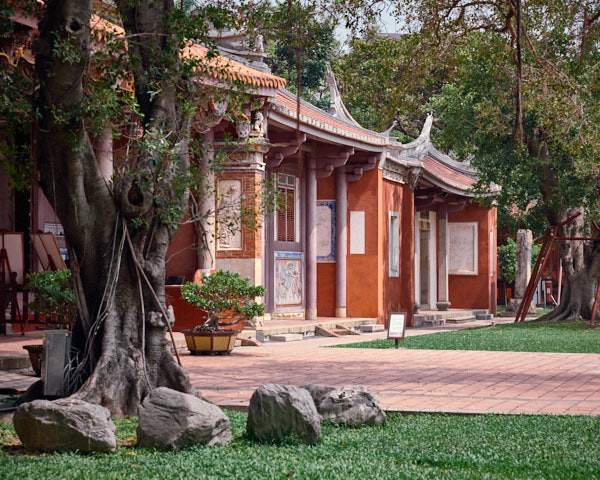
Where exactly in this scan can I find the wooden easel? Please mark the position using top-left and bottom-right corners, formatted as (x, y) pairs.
(31, 232), (67, 272)
(0, 231), (27, 335)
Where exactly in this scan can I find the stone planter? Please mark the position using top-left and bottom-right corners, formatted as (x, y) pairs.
(23, 344), (43, 376)
(181, 329), (241, 355)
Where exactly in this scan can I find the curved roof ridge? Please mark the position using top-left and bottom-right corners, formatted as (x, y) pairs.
(400, 114), (475, 174)
(273, 89), (388, 146)
(401, 113), (433, 153)
(326, 65), (363, 127)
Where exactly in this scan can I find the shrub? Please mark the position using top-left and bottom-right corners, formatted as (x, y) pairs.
(181, 269), (265, 330)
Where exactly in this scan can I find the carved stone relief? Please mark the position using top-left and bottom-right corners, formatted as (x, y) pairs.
(217, 179), (242, 250)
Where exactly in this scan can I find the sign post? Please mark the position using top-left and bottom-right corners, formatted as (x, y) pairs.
(388, 312), (407, 348)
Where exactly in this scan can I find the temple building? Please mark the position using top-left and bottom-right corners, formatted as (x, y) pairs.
(1, 8), (498, 334)
(165, 66), (499, 328)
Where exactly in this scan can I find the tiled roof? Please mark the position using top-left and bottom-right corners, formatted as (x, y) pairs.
(273, 90), (387, 146)
(90, 15), (286, 90)
(183, 43), (286, 89)
(421, 155), (477, 190)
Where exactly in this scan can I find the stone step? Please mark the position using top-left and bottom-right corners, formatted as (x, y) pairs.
(0, 354), (32, 372)
(475, 313), (494, 320)
(315, 325), (341, 337)
(270, 333), (304, 342)
(421, 318), (445, 327)
(239, 337), (262, 347)
(334, 325), (362, 336)
(167, 333), (187, 351)
(359, 324), (386, 333)
(445, 315), (476, 324)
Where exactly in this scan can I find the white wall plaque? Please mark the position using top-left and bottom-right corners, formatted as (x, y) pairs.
(317, 200), (335, 262)
(490, 227), (494, 277)
(448, 222), (478, 275)
(389, 211), (399, 277)
(350, 211), (365, 254)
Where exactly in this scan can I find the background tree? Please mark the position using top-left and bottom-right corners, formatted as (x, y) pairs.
(335, 0), (600, 321)
(261, 0), (338, 110)
(334, 33), (452, 140)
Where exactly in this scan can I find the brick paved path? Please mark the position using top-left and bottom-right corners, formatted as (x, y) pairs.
(183, 333), (600, 415)
(3, 324), (600, 415)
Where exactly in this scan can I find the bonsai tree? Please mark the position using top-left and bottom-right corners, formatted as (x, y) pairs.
(25, 269), (77, 330)
(181, 270), (265, 331)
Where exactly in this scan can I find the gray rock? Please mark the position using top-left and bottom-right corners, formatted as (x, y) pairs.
(312, 385), (387, 425)
(300, 383), (336, 406)
(137, 387), (231, 450)
(247, 383), (321, 444)
(14, 398), (116, 452)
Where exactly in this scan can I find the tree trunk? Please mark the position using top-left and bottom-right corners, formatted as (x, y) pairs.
(538, 212), (600, 322)
(34, 0), (192, 415)
(526, 133), (600, 323)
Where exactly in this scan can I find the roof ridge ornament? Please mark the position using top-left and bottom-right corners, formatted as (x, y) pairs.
(401, 114), (434, 159)
(381, 120), (398, 137)
(420, 113), (433, 142)
(326, 64), (362, 127)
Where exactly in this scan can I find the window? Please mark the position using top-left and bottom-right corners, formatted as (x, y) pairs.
(276, 174), (297, 242)
(389, 211), (400, 277)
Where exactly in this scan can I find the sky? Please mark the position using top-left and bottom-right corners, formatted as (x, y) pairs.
(335, 4), (403, 44)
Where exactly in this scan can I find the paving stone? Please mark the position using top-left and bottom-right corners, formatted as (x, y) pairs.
(270, 333), (303, 342)
(334, 325), (362, 335)
(421, 318), (445, 326)
(315, 325), (341, 337)
(359, 324), (385, 333)
(4, 318), (600, 417)
(445, 315), (475, 324)
(0, 355), (31, 371)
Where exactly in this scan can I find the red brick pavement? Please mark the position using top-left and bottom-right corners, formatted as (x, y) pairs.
(182, 333), (600, 416)
(3, 325), (600, 416)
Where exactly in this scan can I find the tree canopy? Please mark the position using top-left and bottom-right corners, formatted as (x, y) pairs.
(335, 0), (600, 321)
(335, 0), (600, 234)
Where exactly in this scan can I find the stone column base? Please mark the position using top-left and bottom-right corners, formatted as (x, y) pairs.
(335, 307), (347, 318)
(506, 298), (537, 315)
(245, 315), (264, 330)
(305, 308), (317, 320)
(436, 301), (451, 311)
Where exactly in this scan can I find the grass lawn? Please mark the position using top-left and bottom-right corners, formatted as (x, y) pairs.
(338, 320), (600, 353)
(1, 411), (600, 479)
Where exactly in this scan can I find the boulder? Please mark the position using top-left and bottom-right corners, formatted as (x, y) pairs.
(308, 385), (386, 426)
(14, 398), (116, 452)
(247, 384), (321, 444)
(301, 384), (336, 406)
(137, 387), (231, 450)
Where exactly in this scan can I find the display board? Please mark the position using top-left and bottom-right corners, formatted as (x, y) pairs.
(387, 312), (406, 339)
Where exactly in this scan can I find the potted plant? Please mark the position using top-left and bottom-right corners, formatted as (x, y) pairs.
(23, 269), (77, 376)
(180, 269), (265, 355)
